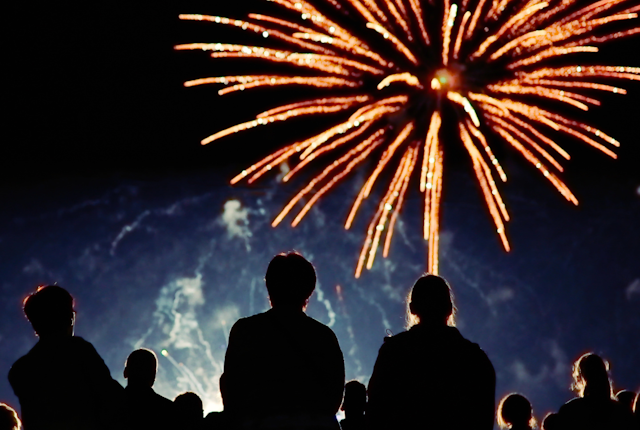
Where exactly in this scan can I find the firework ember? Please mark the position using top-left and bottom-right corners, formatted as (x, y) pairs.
(177, 0), (640, 277)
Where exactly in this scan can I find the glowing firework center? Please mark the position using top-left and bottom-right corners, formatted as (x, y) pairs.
(430, 69), (457, 92)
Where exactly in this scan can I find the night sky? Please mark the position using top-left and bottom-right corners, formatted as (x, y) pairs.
(2, 1), (640, 427)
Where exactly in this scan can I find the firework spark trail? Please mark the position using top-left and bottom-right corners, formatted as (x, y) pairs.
(179, 0), (640, 276)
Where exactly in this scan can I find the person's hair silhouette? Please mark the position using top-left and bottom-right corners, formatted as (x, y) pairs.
(265, 251), (316, 309)
(406, 274), (456, 328)
(0, 403), (21, 430)
(124, 348), (157, 387)
(497, 393), (536, 429)
(557, 352), (635, 430)
(571, 353), (613, 399)
(23, 285), (75, 338)
(367, 274), (496, 430)
(174, 392), (203, 428)
(8, 285), (124, 430)
(340, 380), (366, 430)
(222, 251), (344, 430)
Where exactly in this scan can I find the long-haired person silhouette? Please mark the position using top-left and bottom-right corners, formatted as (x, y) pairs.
(366, 275), (496, 430)
(557, 352), (635, 430)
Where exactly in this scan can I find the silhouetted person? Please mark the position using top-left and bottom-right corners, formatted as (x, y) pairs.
(339, 381), (366, 430)
(174, 392), (203, 429)
(634, 390), (640, 430)
(222, 252), (345, 430)
(0, 403), (21, 430)
(8, 285), (123, 430)
(618, 390), (638, 416)
(498, 393), (537, 430)
(366, 275), (496, 430)
(557, 353), (635, 430)
(122, 348), (176, 430)
(541, 413), (561, 430)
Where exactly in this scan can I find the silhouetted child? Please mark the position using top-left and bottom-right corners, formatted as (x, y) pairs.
(339, 381), (366, 430)
(122, 348), (177, 430)
(497, 393), (537, 430)
(541, 413), (561, 430)
(8, 285), (123, 430)
(0, 403), (21, 430)
(222, 251), (344, 430)
(366, 275), (496, 430)
(557, 353), (635, 430)
(174, 392), (204, 429)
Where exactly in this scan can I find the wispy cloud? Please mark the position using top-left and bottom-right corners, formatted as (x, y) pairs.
(219, 200), (252, 250)
(626, 278), (640, 300)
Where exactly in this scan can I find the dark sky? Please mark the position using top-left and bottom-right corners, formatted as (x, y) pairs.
(4, 1), (640, 190)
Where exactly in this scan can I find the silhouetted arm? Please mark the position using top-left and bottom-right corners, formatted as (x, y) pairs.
(467, 348), (496, 430)
(365, 340), (396, 430)
(221, 318), (251, 414)
(325, 330), (345, 416)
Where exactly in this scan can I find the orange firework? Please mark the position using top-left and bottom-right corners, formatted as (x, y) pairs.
(177, 0), (640, 277)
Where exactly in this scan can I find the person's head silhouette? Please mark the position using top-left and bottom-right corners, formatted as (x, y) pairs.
(541, 412), (561, 430)
(407, 274), (456, 328)
(174, 392), (203, 423)
(571, 353), (612, 399)
(265, 251), (316, 310)
(616, 390), (637, 414)
(124, 348), (158, 388)
(23, 285), (75, 339)
(497, 393), (536, 429)
(341, 380), (366, 418)
(0, 403), (21, 430)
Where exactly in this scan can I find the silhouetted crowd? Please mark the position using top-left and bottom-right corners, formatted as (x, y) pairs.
(2, 251), (639, 430)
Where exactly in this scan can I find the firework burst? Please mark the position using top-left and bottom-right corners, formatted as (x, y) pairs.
(177, 0), (640, 277)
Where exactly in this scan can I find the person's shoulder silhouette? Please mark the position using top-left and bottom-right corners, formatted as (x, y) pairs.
(0, 402), (21, 430)
(7, 285), (123, 430)
(558, 353), (635, 430)
(222, 251), (344, 429)
(366, 275), (496, 430)
(122, 348), (177, 430)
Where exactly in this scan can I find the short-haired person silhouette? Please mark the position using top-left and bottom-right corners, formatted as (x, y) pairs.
(634, 390), (640, 430)
(557, 352), (635, 430)
(339, 380), (366, 430)
(366, 275), (496, 430)
(617, 390), (638, 416)
(8, 285), (123, 430)
(497, 393), (537, 430)
(174, 392), (204, 429)
(222, 251), (345, 430)
(0, 403), (21, 430)
(541, 413), (561, 430)
(122, 348), (176, 430)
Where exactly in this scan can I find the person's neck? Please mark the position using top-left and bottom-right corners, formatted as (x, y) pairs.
(127, 381), (154, 390)
(271, 306), (305, 314)
(38, 331), (73, 342)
